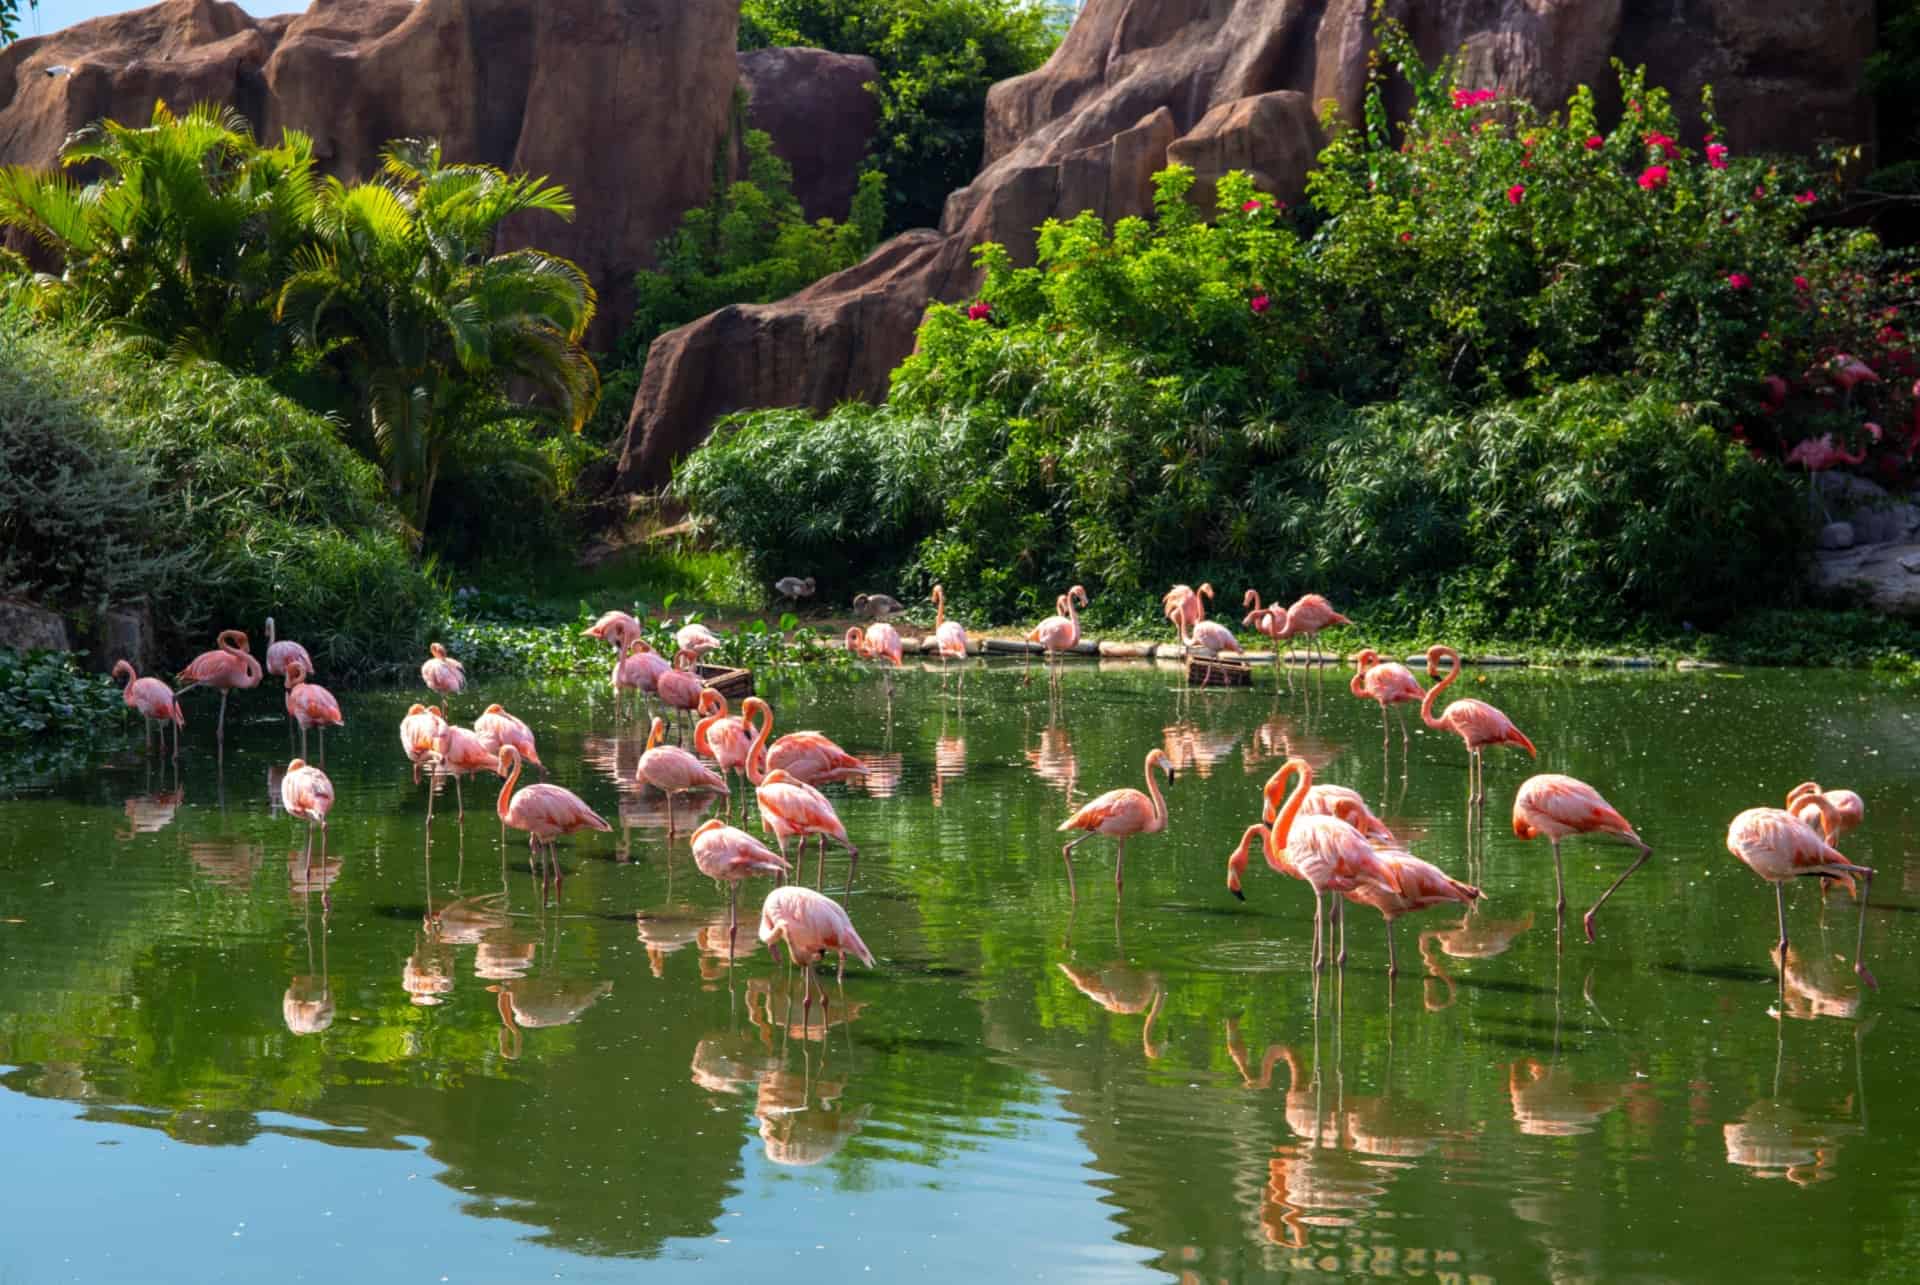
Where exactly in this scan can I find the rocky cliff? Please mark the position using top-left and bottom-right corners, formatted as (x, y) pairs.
(612, 0), (1875, 491)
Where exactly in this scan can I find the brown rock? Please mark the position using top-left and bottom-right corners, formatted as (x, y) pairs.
(0, 598), (70, 652)
(1165, 91), (1323, 211)
(90, 603), (156, 674)
(738, 47), (880, 223)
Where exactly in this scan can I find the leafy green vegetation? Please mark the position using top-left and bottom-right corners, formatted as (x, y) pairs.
(0, 649), (121, 743)
(678, 28), (1915, 646)
(738, 0), (1058, 233)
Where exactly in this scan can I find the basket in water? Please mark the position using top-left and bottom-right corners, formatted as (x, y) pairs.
(696, 664), (754, 700)
(1186, 653), (1252, 688)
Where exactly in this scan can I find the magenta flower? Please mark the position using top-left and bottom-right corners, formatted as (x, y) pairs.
(1726, 272), (1751, 290)
(1451, 87), (1497, 109)
(1638, 165), (1670, 191)
(966, 301), (992, 321)
(1241, 198), (1263, 213)
(1793, 190), (1817, 206)
(1645, 131), (1675, 157)
(1506, 183), (1525, 205)
(1249, 294), (1271, 315)
(1584, 135), (1604, 150)
(1706, 143), (1728, 169)
(1794, 275), (1810, 292)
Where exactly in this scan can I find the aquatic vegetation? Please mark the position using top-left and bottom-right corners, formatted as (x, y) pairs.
(0, 648), (121, 742)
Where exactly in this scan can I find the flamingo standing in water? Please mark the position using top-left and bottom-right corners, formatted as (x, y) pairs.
(656, 649), (707, 743)
(690, 818), (790, 956)
(759, 884), (874, 1027)
(1349, 649), (1424, 746)
(930, 585), (970, 689)
(264, 617), (314, 734)
(846, 621), (904, 696)
(1026, 585), (1087, 690)
(1786, 780), (1865, 899)
(1056, 748), (1175, 901)
(282, 660), (344, 761)
(1421, 645), (1536, 802)
(1227, 758), (1401, 971)
(1163, 583), (1214, 644)
(1258, 769), (1395, 843)
(429, 723), (502, 821)
(1727, 794), (1877, 990)
(676, 621), (724, 659)
(742, 700), (866, 786)
(694, 691), (762, 800)
(754, 768), (858, 889)
(584, 609), (644, 657)
(1242, 592), (1292, 684)
(474, 704), (543, 777)
(421, 643), (466, 717)
(1511, 774), (1652, 942)
(176, 629), (262, 745)
(399, 704), (447, 784)
(280, 757), (336, 902)
(1274, 595), (1351, 670)
(1340, 848), (1480, 976)
(113, 659), (184, 757)
(637, 715), (730, 835)
(496, 744), (610, 890)
(613, 639), (670, 722)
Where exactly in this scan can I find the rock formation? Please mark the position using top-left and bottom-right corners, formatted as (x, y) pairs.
(738, 47), (880, 223)
(613, 0), (1875, 490)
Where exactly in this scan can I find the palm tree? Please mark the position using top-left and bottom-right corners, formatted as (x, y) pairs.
(275, 139), (599, 534)
(0, 100), (319, 370)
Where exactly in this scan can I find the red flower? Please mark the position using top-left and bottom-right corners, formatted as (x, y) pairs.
(1638, 165), (1670, 190)
(1399, 231), (1413, 243)
(1794, 275), (1810, 292)
(1762, 375), (1788, 406)
(1249, 294), (1271, 315)
(1241, 198), (1263, 213)
(1645, 131), (1675, 156)
(1584, 135), (1604, 150)
(966, 301), (992, 321)
(1726, 272), (1751, 290)
(1506, 183), (1526, 205)
(1753, 185), (1766, 199)
(1793, 190), (1817, 206)
(1705, 143), (1728, 169)
(1451, 88), (1497, 109)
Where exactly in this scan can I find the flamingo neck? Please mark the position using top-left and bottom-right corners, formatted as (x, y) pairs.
(497, 751), (520, 820)
(933, 588), (945, 630)
(745, 702), (773, 784)
(1799, 793), (1841, 842)
(1065, 591), (1079, 635)
(1348, 656), (1369, 698)
(266, 618), (277, 648)
(1421, 648), (1460, 729)
(694, 710), (721, 757)
(1142, 754), (1167, 829)
(1226, 822), (1269, 895)
(1270, 759), (1313, 855)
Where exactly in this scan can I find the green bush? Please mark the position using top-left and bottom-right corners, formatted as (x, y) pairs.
(0, 649), (123, 742)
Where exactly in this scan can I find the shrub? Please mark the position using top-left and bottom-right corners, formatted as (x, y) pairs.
(0, 649), (123, 742)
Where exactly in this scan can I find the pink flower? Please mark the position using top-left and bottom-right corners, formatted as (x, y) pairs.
(1241, 198), (1263, 213)
(1726, 272), (1751, 290)
(1706, 143), (1728, 169)
(1762, 374), (1788, 406)
(1399, 231), (1413, 243)
(1793, 275), (1810, 292)
(1451, 87), (1497, 109)
(1793, 190), (1816, 206)
(1645, 132), (1675, 157)
(966, 301), (992, 321)
(1249, 294), (1271, 315)
(1866, 421), (1884, 443)
(1584, 135), (1604, 150)
(1638, 165), (1669, 191)
(1753, 185), (1766, 199)
(1506, 183), (1526, 205)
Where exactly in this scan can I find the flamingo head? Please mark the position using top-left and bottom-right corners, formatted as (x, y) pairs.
(1225, 822), (1270, 900)
(407, 703), (427, 716)
(429, 642), (448, 659)
(428, 706), (443, 720)
(844, 627), (866, 653)
(1424, 644), (1457, 678)
(219, 629), (251, 651)
(1148, 747), (1175, 782)
(645, 718), (667, 751)
(498, 744), (521, 772)
(285, 660), (307, 687)
(742, 696), (770, 722)
(112, 659), (135, 686)
(931, 584), (944, 607)
(1350, 648), (1380, 671)
(1198, 583), (1214, 602)
(288, 758), (307, 772)
(484, 703), (506, 716)
(1069, 585), (1088, 608)
(698, 688), (726, 716)
(626, 638), (653, 657)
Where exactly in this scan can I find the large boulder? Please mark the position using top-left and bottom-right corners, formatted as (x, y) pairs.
(615, 0), (1876, 491)
(738, 47), (880, 223)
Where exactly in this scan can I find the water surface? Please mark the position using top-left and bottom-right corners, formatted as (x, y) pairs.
(2, 660), (1916, 1281)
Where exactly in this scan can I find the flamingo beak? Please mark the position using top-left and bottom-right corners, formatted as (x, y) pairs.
(1231, 886), (1245, 902)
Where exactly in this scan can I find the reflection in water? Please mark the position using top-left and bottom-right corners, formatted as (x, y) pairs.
(403, 931), (456, 1007)
(1059, 962), (1165, 1058)
(119, 785), (184, 839)
(1026, 717), (1078, 804)
(491, 976), (614, 1059)
(1508, 1059), (1627, 1137)
(283, 895), (333, 1035)
(747, 974), (868, 1044)
(859, 751), (905, 800)
(689, 1030), (779, 1095)
(188, 838), (263, 892)
(286, 845), (343, 901)
(1773, 944), (1865, 1021)
(756, 1062), (870, 1166)
(1420, 908), (1533, 961)
(636, 905), (709, 978)
(1161, 721), (1240, 780)
(931, 724), (966, 808)
(1725, 1007), (1871, 1187)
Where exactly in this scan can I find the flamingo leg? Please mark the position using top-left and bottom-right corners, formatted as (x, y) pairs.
(1311, 891), (1325, 972)
(666, 790), (675, 837)
(424, 762), (437, 830)
(1386, 918), (1398, 978)
(217, 689), (230, 743)
(1114, 838), (1126, 896)
(1775, 882), (1790, 956)
(1336, 897), (1347, 970)
(1551, 837), (1567, 928)
(1061, 833), (1094, 901)
(1847, 865), (1878, 989)
(727, 882), (739, 961)
(843, 839), (859, 896)
(1583, 843), (1652, 943)
(454, 770), (465, 821)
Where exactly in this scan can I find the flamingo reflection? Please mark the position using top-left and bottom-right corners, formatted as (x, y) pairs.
(1162, 721), (1240, 780)
(755, 1065), (870, 1166)
(283, 892), (332, 1035)
(1508, 1059), (1627, 1137)
(746, 974), (869, 1044)
(187, 838), (262, 892)
(1058, 962), (1165, 1058)
(490, 976), (614, 1058)
(119, 783), (184, 839)
(1725, 1014), (1871, 1187)
(1025, 717), (1079, 804)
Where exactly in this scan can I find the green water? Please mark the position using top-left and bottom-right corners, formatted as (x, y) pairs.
(2, 660), (1916, 1282)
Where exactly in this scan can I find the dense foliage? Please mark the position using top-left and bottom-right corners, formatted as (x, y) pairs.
(679, 30), (1909, 636)
(738, 0), (1057, 233)
(0, 649), (122, 743)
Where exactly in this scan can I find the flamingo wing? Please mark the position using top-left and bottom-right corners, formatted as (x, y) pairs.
(1058, 787), (1150, 836)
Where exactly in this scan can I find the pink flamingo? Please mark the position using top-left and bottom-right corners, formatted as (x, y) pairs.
(690, 818), (790, 955)
(1242, 591), (1292, 684)
(1349, 649), (1424, 745)
(280, 757), (336, 901)
(759, 884), (875, 1027)
(1188, 614), (1240, 656)
(1227, 757), (1401, 971)
(846, 620), (904, 696)
(1259, 768), (1395, 844)
(1162, 583), (1214, 644)
(743, 700), (866, 787)
(429, 723), (502, 821)
(113, 659), (184, 758)
(264, 617), (313, 735)
(1511, 774), (1652, 942)
(930, 585), (970, 685)
(1341, 849), (1480, 976)
(695, 691), (761, 799)
(282, 660), (344, 761)
(421, 643), (466, 715)
(638, 715), (730, 835)
(1275, 595), (1351, 670)
(474, 703), (543, 777)
(1056, 747), (1174, 901)
(613, 638), (670, 721)
(656, 649), (706, 742)
(1727, 793), (1876, 989)
(399, 703), (447, 784)
(1026, 585), (1087, 689)
(755, 767), (858, 889)
(1786, 780), (1865, 899)
(497, 743), (610, 889)
(1421, 645), (1536, 802)
(676, 621), (724, 658)
(584, 609), (644, 656)
(175, 629), (262, 745)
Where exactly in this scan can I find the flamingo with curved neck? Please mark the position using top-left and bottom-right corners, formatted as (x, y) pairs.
(1026, 585), (1086, 691)
(114, 659), (185, 758)
(283, 659), (344, 761)
(176, 629), (263, 745)
(742, 698), (865, 787)
(1421, 646), (1536, 803)
(496, 743), (610, 891)
(1349, 648), (1424, 746)
(1055, 747), (1174, 901)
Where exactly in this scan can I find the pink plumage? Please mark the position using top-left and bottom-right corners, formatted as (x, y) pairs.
(755, 768), (851, 853)
(1056, 748), (1174, 899)
(283, 661), (343, 735)
(474, 703), (542, 771)
(400, 703), (447, 775)
(280, 758), (335, 826)
(113, 659), (184, 756)
(695, 692), (760, 791)
(743, 701), (866, 786)
(1259, 771), (1394, 844)
(1512, 773), (1650, 942)
(1422, 645), (1535, 801)
(656, 649), (706, 720)
(583, 610), (644, 654)
(863, 621), (904, 666)
(758, 884), (874, 968)
(931, 584), (969, 660)
(691, 819), (790, 882)
(1727, 797), (1877, 990)
(1188, 619), (1240, 654)
(639, 716), (730, 833)
(614, 639), (670, 698)
(1340, 849), (1480, 975)
(676, 622), (724, 657)
(497, 744), (609, 847)
(422, 642), (465, 696)
(263, 617), (314, 682)
(1028, 587), (1085, 653)
(178, 629), (263, 692)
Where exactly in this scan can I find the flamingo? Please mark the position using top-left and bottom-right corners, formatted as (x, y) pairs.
(280, 757), (335, 900)
(113, 659), (184, 758)
(1349, 649), (1424, 745)
(263, 617), (314, 683)
(399, 703), (447, 784)
(656, 649), (707, 742)
(583, 609), (644, 656)
(1258, 769), (1395, 844)
(1511, 774), (1653, 942)
(496, 744), (610, 889)
(1056, 747), (1175, 901)
(1727, 794), (1876, 989)
(676, 621), (724, 659)
(1276, 594), (1351, 669)
(1340, 849), (1481, 976)
(638, 715), (730, 835)
(755, 767), (858, 889)
(1421, 645), (1536, 802)
(1787, 780), (1865, 899)
(1162, 583), (1214, 645)
(689, 818), (790, 955)
(175, 629), (262, 744)
(852, 593), (904, 619)
(613, 638), (670, 721)
(695, 691), (761, 798)
(774, 576), (816, 605)
(1026, 585), (1086, 689)
(864, 619), (904, 694)
(474, 704), (543, 777)
(429, 723), (502, 821)
(930, 584), (970, 685)
(1242, 592), (1292, 682)
(1189, 615), (1241, 656)
(1227, 757), (1402, 971)
(742, 700), (866, 786)
(421, 642), (466, 715)
(758, 884), (875, 1028)
(282, 660), (344, 761)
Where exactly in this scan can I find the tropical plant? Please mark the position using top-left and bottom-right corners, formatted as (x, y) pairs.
(275, 139), (600, 533)
(0, 649), (121, 742)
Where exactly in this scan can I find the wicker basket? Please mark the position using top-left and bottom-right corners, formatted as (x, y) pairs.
(696, 664), (754, 700)
(1185, 654), (1252, 687)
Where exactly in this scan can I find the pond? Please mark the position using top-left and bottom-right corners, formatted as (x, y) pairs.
(1, 658), (1916, 1282)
